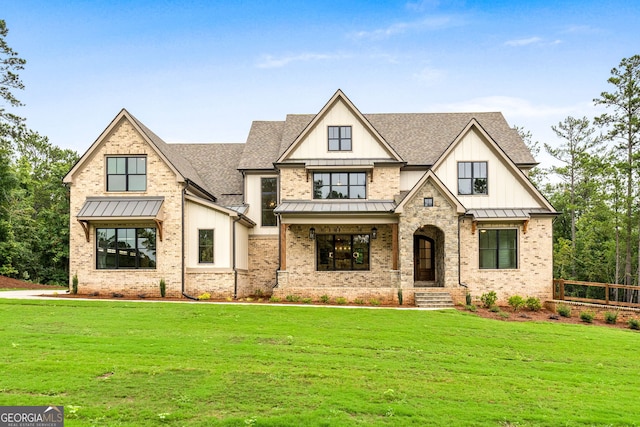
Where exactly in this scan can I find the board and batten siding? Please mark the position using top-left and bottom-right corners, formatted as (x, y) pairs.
(287, 100), (394, 160)
(245, 173), (279, 235)
(433, 128), (543, 209)
(184, 199), (233, 269)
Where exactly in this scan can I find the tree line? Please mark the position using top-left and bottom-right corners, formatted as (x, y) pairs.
(532, 55), (640, 286)
(0, 19), (638, 286)
(0, 20), (78, 284)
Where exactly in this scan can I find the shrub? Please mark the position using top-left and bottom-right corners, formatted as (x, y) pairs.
(285, 295), (300, 303)
(302, 298), (312, 304)
(525, 297), (542, 311)
(269, 296), (281, 303)
(489, 305), (501, 313)
(320, 294), (330, 304)
(508, 295), (525, 312)
(253, 289), (264, 298)
(499, 311), (510, 319)
(354, 298), (365, 305)
(556, 304), (571, 317)
(72, 274), (78, 295)
(197, 292), (211, 301)
(465, 293), (472, 306)
(465, 304), (477, 312)
(369, 298), (381, 306)
(628, 318), (640, 330)
(480, 291), (497, 308)
(604, 311), (618, 324)
(580, 311), (594, 323)
(336, 297), (347, 305)
(159, 279), (166, 298)
(397, 288), (403, 305)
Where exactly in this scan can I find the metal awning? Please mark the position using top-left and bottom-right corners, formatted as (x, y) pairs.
(467, 208), (555, 220)
(275, 200), (396, 215)
(76, 197), (164, 242)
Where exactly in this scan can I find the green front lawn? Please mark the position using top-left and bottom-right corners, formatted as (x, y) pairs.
(0, 299), (637, 426)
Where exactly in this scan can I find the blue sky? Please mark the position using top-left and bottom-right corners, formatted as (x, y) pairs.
(3, 0), (639, 162)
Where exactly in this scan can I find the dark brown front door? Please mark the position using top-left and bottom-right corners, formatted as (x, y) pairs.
(414, 236), (435, 281)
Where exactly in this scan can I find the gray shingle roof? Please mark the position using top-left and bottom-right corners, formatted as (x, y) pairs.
(169, 143), (245, 206)
(241, 112), (535, 170)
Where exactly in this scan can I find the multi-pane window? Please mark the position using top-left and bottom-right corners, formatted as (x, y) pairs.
(313, 172), (366, 199)
(458, 161), (487, 195)
(107, 156), (147, 191)
(423, 197), (434, 207)
(198, 229), (214, 263)
(261, 177), (277, 227)
(479, 229), (517, 269)
(317, 234), (370, 271)
(328, 126), (352, 151)
(96, 227), (156, 269)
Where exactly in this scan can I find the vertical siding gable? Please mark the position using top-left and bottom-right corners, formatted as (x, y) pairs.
(433, 127), (543, 209)
(286, 99), (396, 160)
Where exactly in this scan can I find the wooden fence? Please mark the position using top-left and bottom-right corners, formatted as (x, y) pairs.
(553, 279), (640, 308)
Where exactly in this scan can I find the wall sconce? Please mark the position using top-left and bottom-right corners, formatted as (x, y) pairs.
(309, 227), (316, 240)
(371, 227), (378, 239)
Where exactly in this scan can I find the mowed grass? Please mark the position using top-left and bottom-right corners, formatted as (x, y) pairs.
(0, 299), (638, 427)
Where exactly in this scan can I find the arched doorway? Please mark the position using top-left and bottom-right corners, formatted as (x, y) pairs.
(413, 225), (444, 287)
(414, 236), (434, 281)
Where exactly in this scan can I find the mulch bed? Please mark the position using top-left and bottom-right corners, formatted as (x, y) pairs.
(0, 275), (65, 290)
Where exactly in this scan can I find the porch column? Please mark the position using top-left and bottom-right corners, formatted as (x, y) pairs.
(392, 223), (399, 270)
(280, 223), (287, 270)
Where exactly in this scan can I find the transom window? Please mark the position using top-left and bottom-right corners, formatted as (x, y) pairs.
(261, 177), (277, 227)
(317, 234), (370, 271)
(96, 227), (156, 269)
(198, 229), (214, 263)
(107, 156), (147, 192)
(313, 172), (366, 199)
(458, 161), (487, 195)
(479, 229), (517, 269)
(328, 126), (352, 151)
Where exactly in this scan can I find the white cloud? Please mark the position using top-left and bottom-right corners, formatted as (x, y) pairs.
(504, 37), (543, 47)
(351, 16), (457, 40)
(256, 52), (348, 69)
(413, 66), (445, 84)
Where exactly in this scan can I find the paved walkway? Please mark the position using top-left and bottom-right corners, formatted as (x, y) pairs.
(0, 289), (450, 310)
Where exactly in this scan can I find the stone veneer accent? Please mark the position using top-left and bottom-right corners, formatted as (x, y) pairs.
(459, 217), (554, 304)
(398, 179), (460, 291)
(248, 235), (278, 295)
(68, 118), (184, 298)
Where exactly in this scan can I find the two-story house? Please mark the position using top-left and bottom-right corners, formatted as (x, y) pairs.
(63, 90), (556, 304)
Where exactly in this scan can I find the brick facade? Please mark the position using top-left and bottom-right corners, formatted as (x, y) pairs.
(248, 235), (278, 295)
(460, 217), (554, 304)
(68, 118), (184, 298)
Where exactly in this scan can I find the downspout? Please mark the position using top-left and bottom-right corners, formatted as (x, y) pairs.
(181, 185), (198, 300)
(232, 216), (242, 299)
(458, 215), (468, 290)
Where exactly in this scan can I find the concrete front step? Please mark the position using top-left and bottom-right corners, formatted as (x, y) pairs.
(414, 291), (455, 308)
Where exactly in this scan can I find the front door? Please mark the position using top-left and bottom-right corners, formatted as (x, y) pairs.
(414, 236), (435, 282)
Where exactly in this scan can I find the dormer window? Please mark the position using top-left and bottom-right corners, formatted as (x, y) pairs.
(107, 156), (147, 192)
(328, 126), (352, 151)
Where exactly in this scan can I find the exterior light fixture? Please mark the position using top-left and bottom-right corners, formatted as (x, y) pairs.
(309, 227), (316, 240)
(371, 227), (378, 239)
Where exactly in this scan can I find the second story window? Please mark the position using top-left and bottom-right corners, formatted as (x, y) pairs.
(261, 177), (277, 226)
(107, 156), (146, 192)
(328, 126), (352, 151)
(313, 172), (366, 199)
(458, 161), (487, 195)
